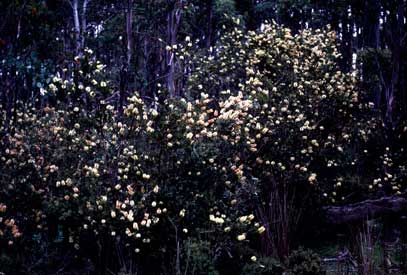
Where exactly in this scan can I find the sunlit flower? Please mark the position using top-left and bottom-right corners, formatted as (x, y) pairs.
(237, 233), (246, 241)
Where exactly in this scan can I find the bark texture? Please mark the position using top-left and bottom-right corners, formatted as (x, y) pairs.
(324, 193), (407, 224)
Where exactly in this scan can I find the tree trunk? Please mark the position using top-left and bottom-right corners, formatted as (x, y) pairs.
(81, 0), (89, 50)
(341, 8), (353, 72)
(166, 0), (183, 97)
(126, 0), (133, 67)
(363, 0), (381, 49)
(205, 0), (213, 48)
(117, 0), (133, 117)
(324, 193), (407, 224)
(72, 0), (81, 55)
(384, 3), (403, 126)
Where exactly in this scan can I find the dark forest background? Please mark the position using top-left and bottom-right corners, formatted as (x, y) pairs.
(1, 0), (407, 123)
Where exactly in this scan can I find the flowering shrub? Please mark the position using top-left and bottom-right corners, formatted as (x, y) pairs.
(0, 49), (264, 272)
(0, 22), (404, 273)
(176, 20), (394, 258)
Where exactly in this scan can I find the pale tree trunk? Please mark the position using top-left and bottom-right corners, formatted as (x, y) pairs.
(119, 0), (133, 117)
(72, 0), (81, 55)
(70, 0), (89, 56)
(362, 0), (381, 107)
(206, 0), (213, 48)
(126, 0), (133, 66)
(341, 8), (353, 72)
(81, 0), (89, 50)
(380, 3), (404, 127)
(166, 0), (184, 97)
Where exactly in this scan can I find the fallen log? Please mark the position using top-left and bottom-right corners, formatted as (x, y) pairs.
(322, 249), (358, 267)
(323, 192), (407, 224)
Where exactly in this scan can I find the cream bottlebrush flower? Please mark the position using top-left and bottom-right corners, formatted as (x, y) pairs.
(186, 102), (193, 112)
(150, 109), (158, 117)
(52, 76), (61, 83)
(209, 214), (215, 222)
(237, 233), (246, 241)
(186, 132), (193, 139)
(127, 210), (134, 222)
(48, 83), (58, 92)
(209, 215), (225, 224)
(257, 226), (266, 234)
(125, 228), (133, 237)
(239, 216), (247, 223)
(40, 87), (47, 96)
(308, 173), (317, 183)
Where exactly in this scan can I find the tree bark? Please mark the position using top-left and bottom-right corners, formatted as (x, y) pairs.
(363, 0), (380, 49)
(72, 0), (81, 55)
(81, 0), (89, 50)
(205, 0), (213, 48)
(166, 0), (183, 97)
(118, 0), (133, 117)
(126, 0), (133, 67)
(324, 193), (407, 224)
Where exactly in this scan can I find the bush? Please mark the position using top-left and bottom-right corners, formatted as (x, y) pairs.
(0, 21), (400, 273)
(242, 256), (284, 274)
(286, 247), (322, 275)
